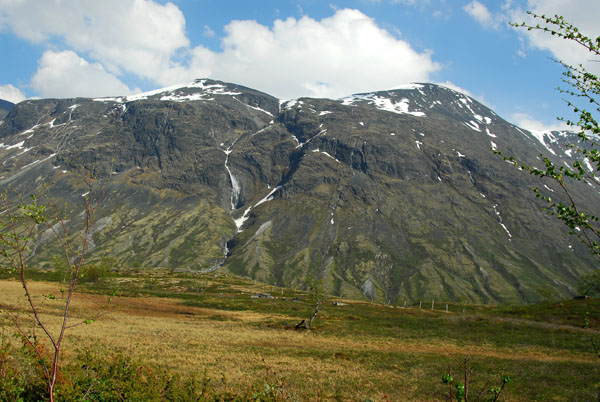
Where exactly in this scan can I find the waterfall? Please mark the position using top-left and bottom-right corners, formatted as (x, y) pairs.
(224, 148), (240, 209)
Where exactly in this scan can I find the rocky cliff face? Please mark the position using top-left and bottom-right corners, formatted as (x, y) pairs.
(0, 99), (14, 119)
(0, 79), (595, 303)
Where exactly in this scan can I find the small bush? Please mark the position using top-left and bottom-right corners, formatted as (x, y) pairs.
(1, 343), (299, 401)
(0, 338), (48, 401)
(80, 259), (114, 284)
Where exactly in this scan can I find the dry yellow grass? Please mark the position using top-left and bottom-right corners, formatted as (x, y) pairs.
(0, 279), (595, 401)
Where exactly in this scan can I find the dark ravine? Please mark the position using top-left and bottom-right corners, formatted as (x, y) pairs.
(0, 79), (596, 304)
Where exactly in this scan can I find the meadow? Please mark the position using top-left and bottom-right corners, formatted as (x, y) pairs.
(0, 270), (598, 401)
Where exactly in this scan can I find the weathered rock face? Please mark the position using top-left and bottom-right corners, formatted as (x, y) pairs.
(0, 79), (596, 304)
(0, 99), (14, 119)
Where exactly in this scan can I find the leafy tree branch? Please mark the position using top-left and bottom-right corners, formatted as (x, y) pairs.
(498, 12), (600, 261)
(0, 167), (109, 402)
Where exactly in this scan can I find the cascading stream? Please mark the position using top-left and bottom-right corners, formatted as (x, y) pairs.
(224, 148), (240, 210)
(222, 142), (240, 258)
(223, 138), (241, 210)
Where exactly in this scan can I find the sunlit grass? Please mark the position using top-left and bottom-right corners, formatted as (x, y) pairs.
(1, 273), (599, 401)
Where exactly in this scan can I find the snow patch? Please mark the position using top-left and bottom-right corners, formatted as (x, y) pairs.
(459, 97), (477, 116)
(17, 147), (33, 155)
(295, 129), (327, 149)
(93, 96), (125, 103)
(235, 98), (274, 116)
(283, 99), (304, 110)
(234, 186), (282, 232)
(95, 79), (243, 103)
(393, 83), (425, 90)
(6, 141), (24, 150)
(493, 204), (512, 240)
(463, 120), (481, 132)
(18, 153), (55, 170)
(312, 149), (340, 163)
(523, 130), (558, 156)
(341, 93), (425, 117)
(160, 93), (207, 102)
(468, 170), (475, 184)
(20, 160), (40, 169)
(19, 124), (40, 136)
(251, 126), (270, 137)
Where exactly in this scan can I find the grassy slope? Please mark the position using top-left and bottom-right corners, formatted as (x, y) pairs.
(0, 272), (599, 401)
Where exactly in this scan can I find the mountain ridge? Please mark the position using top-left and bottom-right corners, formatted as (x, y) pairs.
(0, 79), (595, 304)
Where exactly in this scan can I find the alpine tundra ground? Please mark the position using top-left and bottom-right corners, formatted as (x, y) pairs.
(0, 271), (598, 401)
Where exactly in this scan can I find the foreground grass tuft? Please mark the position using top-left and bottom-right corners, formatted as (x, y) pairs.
(1, 271), (599, 400)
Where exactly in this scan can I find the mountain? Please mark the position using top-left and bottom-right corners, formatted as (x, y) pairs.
(0, 99), (14, 119)
(0, 79), (596, 304)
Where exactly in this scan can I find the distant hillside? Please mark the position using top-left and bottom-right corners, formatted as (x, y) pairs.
(0, 99), (14, 119)
(0, 79), (596, 304)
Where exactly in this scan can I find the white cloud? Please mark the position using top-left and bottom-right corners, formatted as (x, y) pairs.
(31, 50), (138, 98)
(203, 25), (215, 38)
(436, 80), (490, 106)
(0, 2), (440, 99)
(510, 112), (569, 133)
(463, 1), (502, 29)
(0, 84), (26, 103)
(177, 9), (441, 99)
(436, 81), (474, 97)
(507, 0), (600, 74)
(390, 0), (431, 6)
(0, 0), (189, 79)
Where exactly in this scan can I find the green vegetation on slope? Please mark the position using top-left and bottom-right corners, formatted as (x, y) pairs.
(1, 270), (598, 400)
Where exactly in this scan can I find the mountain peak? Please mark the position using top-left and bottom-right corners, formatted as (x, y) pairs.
(0, 79), (594, 304)
(91, 78), (276, 104)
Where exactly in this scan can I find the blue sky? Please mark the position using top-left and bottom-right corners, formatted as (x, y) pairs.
(1, 0), (598, 132)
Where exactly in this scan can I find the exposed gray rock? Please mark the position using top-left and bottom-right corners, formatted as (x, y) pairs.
(0, 80), (595, 304)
